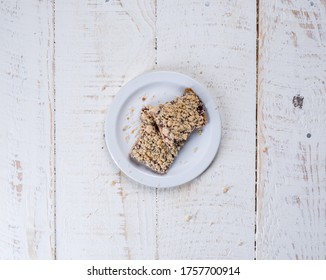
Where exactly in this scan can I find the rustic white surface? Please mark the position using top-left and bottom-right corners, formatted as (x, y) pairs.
(55, 0), (157, 259)
(155, 0), (256, 259)
(54, 0), (256, 259)
(0, 0), (55, 259)
(1, 0), (326, 260)
(257, 0), (326, 259)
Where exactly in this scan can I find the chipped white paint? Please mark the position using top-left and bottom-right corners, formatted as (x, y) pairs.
(257, 0), (326, 259)
(155, 0), (257, 259)
(1, 0), (326, 260)
(54, 0), (256, 259)
(55, 0), (157, 259)
(0, 0), (55, 259)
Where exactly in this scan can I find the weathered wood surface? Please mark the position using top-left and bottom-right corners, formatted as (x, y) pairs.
(0, 0), (55, 259)
(257, 0), (326, 259)
(55, 0), (157, 259)
(1, 0), (326, 260)
(155, 0), (257, 259)
(54, 0), (256, 259)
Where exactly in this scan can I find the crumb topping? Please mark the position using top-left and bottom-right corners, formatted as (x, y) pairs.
(130, 107), (178, 174)
(129, 88), (207, 174)
(150, 88), (207, 147)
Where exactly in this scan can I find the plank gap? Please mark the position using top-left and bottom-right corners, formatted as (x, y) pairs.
(154, 0), (159, 260)
(154, 0), (158, 66)
(155, 187), (159, 260)
(254, 0), (260, 260)
(52, 0), (57, 260)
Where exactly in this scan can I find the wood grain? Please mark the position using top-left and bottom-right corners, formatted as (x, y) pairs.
(155, 0), (257, 259)
(2, 0), (325, 260)
(257, 0), (326, 259)
(55, 0), (157, 259)
(0, 0), (55, 259)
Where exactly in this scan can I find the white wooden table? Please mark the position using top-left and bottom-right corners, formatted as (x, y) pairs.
(0, 0), (325, 260)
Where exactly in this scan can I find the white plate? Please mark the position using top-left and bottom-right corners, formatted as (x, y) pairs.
(105, 71), (221, 188)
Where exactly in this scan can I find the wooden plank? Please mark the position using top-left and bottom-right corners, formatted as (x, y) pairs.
(55, 0), (157, 259)
(155, 0), (257, 259)
(257, 0), (326, 259)
(0, 0), (55, 259)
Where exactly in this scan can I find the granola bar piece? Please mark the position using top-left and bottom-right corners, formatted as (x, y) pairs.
(150, 88), (207, 148)
(130, 107), (178, 174)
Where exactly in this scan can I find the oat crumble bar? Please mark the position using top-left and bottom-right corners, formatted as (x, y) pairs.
(150, 88), (207, 148)
(129, 107), (178, 174)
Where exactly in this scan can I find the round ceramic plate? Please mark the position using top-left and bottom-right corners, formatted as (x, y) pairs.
(105, 71), (221, 188)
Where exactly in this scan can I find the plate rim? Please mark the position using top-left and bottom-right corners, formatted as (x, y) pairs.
(104, 70), (222, 188)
